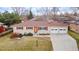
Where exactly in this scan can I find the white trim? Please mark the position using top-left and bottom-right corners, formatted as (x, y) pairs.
(13, 26), (68, 34)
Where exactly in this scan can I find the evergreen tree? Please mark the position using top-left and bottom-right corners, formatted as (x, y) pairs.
(0, 11), (21, 27)
(28, 10), (33, 19)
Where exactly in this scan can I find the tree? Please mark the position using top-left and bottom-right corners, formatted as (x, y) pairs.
(0, 13), (5, 23)
(36, 7), (51, 16)
(11, 7), (29, 16)
(70, 7), (79, 16)
(0, 11), (21, 26)
(27, 8), (33, 19)
(51, 7), (59, 19)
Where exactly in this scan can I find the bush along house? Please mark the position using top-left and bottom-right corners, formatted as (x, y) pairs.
(12, 19), (68, 35)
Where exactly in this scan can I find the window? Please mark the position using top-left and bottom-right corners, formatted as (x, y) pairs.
(55, 29), (57, 30)
(52, 29), (57, 30)
(26, 27), (33, 29)
(60, 29), (63, 30)
(17, 27), (23, 29)
(59, 29), (66, 31)
(39, 27), (47, 30)
(63, 29), (66, 31)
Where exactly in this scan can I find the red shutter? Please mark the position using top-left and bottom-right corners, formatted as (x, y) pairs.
(34, 27), (38, 33)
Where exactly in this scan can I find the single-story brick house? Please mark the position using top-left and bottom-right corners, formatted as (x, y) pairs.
(12, 19), (68, 35)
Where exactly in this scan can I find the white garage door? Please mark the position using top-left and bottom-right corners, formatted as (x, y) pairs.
(58, 28), (67, 33)
(50, 28), (59, 33)
(50, 28), (67, 34)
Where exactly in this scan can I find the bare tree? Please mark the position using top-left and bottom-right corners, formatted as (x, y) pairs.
(51, 7), (60, 19)
(35, 7), (60, 20)
(11, 7), (31, 21)
(75, 7), (79, 16)
(70, 7), (79, 16)
(41, 7), (51, 15)
(11, 7), (29, 16)
(51, 7), (59, 15)
(36, 7), (51, 16)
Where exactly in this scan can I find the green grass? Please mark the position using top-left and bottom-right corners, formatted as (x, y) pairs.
(68, 30), (79, 49)
(0, 34), (52, 51)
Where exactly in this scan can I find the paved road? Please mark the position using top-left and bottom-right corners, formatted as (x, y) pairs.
(50, 34), (78, 51)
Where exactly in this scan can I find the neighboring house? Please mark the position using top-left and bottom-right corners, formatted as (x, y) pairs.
(12, 19), (68, 35)
(69, 23), (79, 33)
(68, 17), (79, 33)
(58, 16), (79, 24)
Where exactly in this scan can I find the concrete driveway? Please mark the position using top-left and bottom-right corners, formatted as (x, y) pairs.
(50, 33), (78, 51)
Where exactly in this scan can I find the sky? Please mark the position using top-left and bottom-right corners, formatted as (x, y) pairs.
(0, 7), (72, 15)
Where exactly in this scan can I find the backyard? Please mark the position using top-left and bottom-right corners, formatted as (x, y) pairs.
(68, 30), (79, 49)
(0, 33), (52, 51)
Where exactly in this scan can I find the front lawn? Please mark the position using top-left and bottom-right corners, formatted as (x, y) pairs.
(0, 34), (52, 51)
(68, 30), (79, 49)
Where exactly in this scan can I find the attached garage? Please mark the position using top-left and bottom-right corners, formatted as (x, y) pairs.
(58, 28), (67, 33)
(49, 27), (68, 34)
(50, 28), (59, 33)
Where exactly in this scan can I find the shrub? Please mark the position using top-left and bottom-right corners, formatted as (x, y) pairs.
(24, 33), (33, 36)
(18, 34), (23, 38)
(10, 33), (18, 38)
(10, 33), (23, 38)
(39, 33), (50, 35)
(24, 33), (27, 36)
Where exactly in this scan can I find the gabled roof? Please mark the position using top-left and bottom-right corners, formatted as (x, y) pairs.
(12, 19), (68, 27)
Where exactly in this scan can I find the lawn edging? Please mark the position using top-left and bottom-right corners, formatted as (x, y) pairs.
(68, 30), (79, 49)
(0, 29), (12, 37)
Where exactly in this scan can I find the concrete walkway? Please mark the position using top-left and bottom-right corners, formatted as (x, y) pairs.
(33, 35), (50, 37)
(50, 34), (78, 51)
